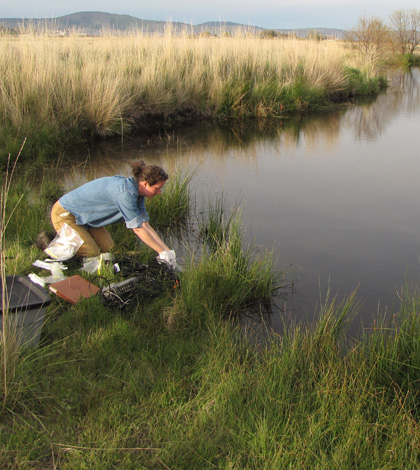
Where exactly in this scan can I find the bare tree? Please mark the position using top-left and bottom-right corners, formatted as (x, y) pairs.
(389, 8), (420, 55)
(345, 16), (392, 65)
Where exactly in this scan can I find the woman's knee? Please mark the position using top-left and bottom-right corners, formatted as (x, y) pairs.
(76, 243), (101, 258)
(89, 227), (114, 253)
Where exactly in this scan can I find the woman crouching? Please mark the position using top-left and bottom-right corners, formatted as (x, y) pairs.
(50, 161), (176, 265)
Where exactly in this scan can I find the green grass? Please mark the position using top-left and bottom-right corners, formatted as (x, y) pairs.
(3, 158), (420, 469)
(198, 191), (239, 248)
(385, 53), (420, 69)
(146, 167), (195, 232)
(343, 67), (388, 97)
(4, 288), (420, 469)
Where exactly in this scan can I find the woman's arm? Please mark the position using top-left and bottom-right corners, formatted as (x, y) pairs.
(132, 222), (170, 253)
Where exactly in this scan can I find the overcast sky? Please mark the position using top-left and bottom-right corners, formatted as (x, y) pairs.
(1, 1), (419, 30)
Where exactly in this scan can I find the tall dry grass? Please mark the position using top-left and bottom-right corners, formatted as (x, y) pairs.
(0, 30), (372, 151)
(0, 147), (24, 410)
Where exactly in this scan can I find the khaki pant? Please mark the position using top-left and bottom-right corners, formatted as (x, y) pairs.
(51, 201), (114, 258)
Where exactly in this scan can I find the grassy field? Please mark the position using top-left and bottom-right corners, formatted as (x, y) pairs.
(0, 31), (387, 164)
(2, 159), (420, 469)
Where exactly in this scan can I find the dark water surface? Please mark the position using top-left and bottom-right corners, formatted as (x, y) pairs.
(67, 69), (420, 335)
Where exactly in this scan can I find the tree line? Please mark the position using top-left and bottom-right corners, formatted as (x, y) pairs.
(345, 8), (420, 65)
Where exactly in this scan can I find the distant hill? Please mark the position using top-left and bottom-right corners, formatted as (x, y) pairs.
(0, 11), (345, 38)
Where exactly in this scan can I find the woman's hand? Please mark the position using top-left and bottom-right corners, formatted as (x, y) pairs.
(157, 249), (181, 271)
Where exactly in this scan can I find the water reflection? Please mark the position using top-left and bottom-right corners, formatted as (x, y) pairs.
(345, 69), (420, 141)
(63, 68), (420, 336)
(67, 110), (347, 180)
(67, 69), (420, 178)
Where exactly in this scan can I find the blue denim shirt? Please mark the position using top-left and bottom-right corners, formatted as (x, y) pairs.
(59, 176), (149, 229)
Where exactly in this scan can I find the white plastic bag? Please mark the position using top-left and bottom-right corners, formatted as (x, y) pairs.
(80, 253), (114, 274)
(44, 223), (84, 261)
(28, 273), (47, 287)
(32, 260), (68, 283)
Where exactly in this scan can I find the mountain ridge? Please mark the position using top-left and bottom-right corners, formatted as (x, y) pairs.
(0, 11), (345, 38)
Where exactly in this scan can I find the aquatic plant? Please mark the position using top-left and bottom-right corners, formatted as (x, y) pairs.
(173, 203), (279, 328)
(146, 167), (195, 231)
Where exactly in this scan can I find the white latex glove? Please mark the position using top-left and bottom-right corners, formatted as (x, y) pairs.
(157, 250), (176, 264)
(157, 250), (182, 271)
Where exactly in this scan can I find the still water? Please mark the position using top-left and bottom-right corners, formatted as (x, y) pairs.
(68, 68), (420, 334)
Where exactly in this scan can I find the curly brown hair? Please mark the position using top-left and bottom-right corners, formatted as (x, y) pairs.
(129, 161), (168, 185)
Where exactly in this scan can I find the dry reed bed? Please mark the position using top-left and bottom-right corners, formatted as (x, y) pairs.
(0, 34), (367, 139)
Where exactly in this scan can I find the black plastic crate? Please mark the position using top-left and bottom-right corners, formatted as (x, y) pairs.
(1, 275), (51, 347)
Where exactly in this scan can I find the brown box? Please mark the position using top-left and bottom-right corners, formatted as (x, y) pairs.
(49, 275), (100, 304)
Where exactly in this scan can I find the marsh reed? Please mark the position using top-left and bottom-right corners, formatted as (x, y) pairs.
(0, 30), (383, 161)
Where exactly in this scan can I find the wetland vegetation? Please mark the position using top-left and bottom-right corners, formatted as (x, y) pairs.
(2, 23), (420, 468)
(0, 30), (387, 164)
(2, 156), (420, 468)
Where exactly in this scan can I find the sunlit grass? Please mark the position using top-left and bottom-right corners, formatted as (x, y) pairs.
(4, 154), (420, 468)
(0, 30), (384, 163)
